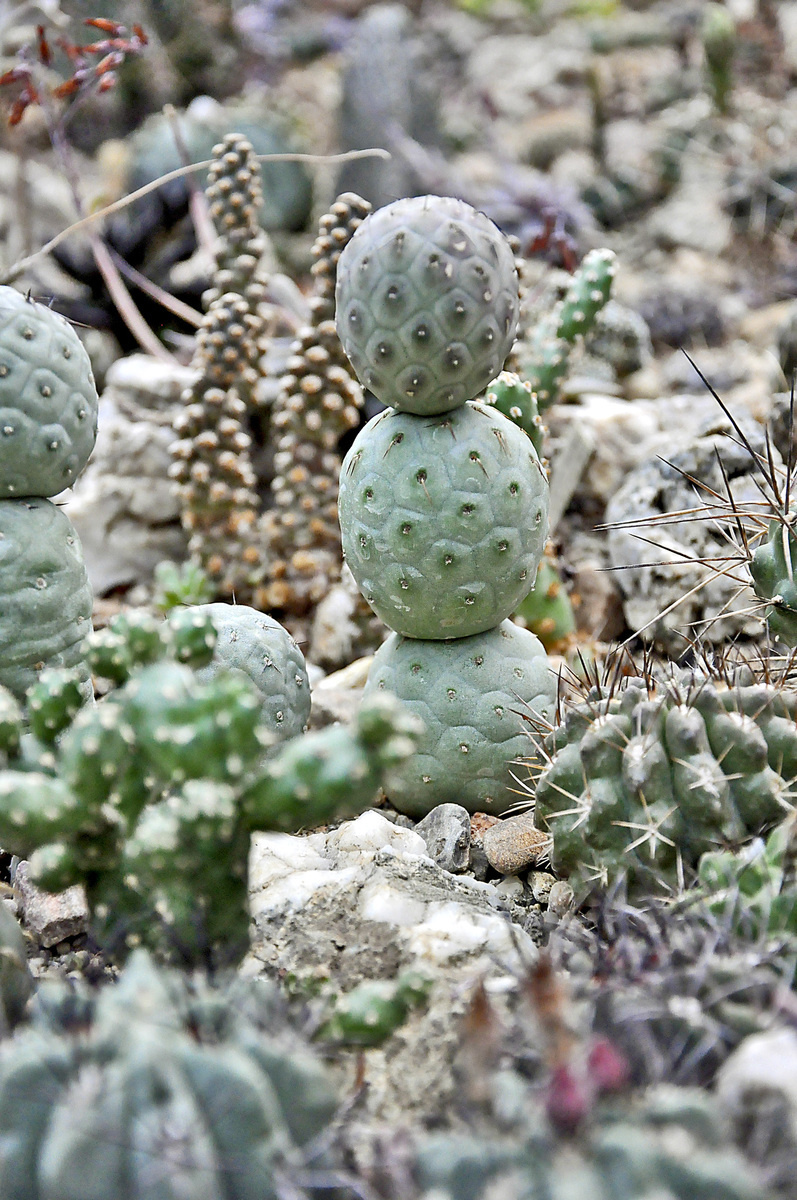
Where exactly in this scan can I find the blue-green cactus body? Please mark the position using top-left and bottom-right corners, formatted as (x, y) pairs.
(363, 620), (555, 816)
(339, 402), (549, 639)
(335, 195), (519, 415)
(749, 517), (797, 645)
(0, 287), (98, 500)
(0, 499), (92, 702)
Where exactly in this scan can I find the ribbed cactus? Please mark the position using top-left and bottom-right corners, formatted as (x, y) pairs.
(0, 288), (96, 702)
(533, 666), (797, 896)
(0, 605), (420, 962)
(0, 950), (340, 1200)
(520, 248), (616, 410)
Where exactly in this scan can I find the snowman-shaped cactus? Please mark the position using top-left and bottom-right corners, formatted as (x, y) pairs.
(0, 289), (96, 701)
(336, 196), (556, 816)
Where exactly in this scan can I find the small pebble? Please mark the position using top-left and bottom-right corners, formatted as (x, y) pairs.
(415, 803), (471, 873)
(529, 870), (556, 904)
(547, 880), (575, 918)
(469, 811), (501, 880)
(482, 813), (549, 875)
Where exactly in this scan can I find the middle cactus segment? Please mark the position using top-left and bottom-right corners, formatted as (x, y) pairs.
(336, 195), (556, 816)
(339, 401), (548, 639)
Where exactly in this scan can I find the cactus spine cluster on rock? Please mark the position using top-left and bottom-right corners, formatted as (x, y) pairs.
(336, 195), (557, 816)
(0, 287), (96, 701)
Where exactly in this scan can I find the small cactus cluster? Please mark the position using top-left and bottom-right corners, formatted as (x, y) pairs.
(514, 551), (576, 651)
(335, 195), (557, 817)
(553, 897), (792, 1087)
(0, 287), (97, 703)
(0, 949), (342, 1199)
(170, 134), (269, 599)
(415, 1084), (766, 1200)
(259, 193), (371, 618)
(702, 2), (737, 115)
(483, 369), (545, 460)
(532, 665), (797, 897)
(318, 970), (431, 1046)
(519, 247), (616, 411)
(0, 604), (420, 963)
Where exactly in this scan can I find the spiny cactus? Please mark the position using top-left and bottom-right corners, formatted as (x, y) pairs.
(520, 247), (616, 410)
(336, 194), (556, 819)
(532, 664), (797, 897)
(748, 516), (797, 646)
(336, 194), (520, 415)
(0, 605), (420, 963)
(698, 817), (797, 956)
(259, 193), (370, 619)
(0, 949), (342, 1199)
(552, 896), (793, 1088)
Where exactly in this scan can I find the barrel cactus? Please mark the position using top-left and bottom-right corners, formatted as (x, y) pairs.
(336, 194), (556, 819)
(190, 603), (310, 740)
(0, 950), (340, 1200)
(0, 498), (93, 703)
(533, 667), (797, 897)
(335, 194), (520, 415)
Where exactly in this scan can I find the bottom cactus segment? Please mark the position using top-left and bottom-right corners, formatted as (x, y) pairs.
(363, 619), (557, 817)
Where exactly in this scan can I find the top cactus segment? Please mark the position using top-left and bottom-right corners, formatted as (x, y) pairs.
(0, 288), (98, 498)
(335, 195), (519, 415)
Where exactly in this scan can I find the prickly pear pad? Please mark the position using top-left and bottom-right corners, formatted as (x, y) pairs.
(0, 287), (98, 498)
(363, 620), (556, 816)
(0, 498), (92, 701)
(339, 401), (549, 639)
(335, 195), (519, 415)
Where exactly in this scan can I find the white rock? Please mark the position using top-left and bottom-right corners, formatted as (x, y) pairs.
(717, 1027), (797, 1141)
(326, 809), (429, 859)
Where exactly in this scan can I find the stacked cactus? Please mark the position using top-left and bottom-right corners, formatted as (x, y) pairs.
(533, 666), (797, 897)
(335, 195), (557, 816)
(170, 134), (269, 599)
(259, 193), (371, 619)
(0, 949), (342, 1198)
(0, 287), (97, 703)
(519, 247), (616, 411)
(0, 605), (421, 963)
